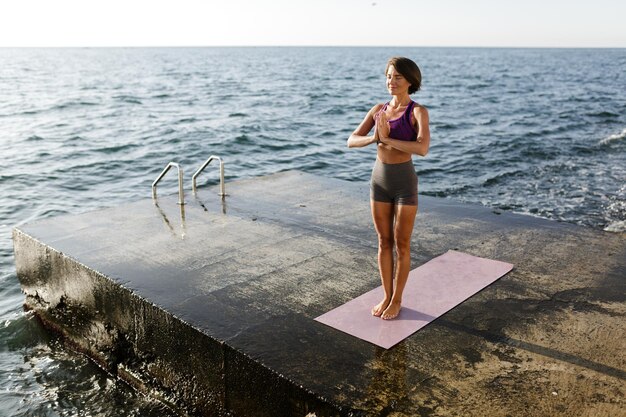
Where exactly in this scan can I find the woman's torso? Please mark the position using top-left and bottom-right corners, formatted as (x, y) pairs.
(376, 100), (419, 164)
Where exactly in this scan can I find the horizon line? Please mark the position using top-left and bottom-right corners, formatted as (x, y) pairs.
(2, 44), (625, 49)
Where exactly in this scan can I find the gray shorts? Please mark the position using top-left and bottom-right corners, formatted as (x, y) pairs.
(370, 159), (418, 206)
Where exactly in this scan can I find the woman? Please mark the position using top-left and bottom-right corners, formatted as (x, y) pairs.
(347, 56), (430, 320)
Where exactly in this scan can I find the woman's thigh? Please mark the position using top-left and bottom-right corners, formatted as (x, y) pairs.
(394, 204), (417, 246)
(371, 200), (395, 242)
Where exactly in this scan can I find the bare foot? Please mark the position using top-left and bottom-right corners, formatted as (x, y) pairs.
(381, 300), (402, 320)
(371, 298), (391, 317)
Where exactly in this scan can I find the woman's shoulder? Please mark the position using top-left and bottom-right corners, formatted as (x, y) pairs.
(412, 102), (429, 116)
(410, 102), (429, 127)
(367, 103), (386, 118)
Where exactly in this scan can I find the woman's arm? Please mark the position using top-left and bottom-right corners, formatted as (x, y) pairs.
(378, 105), (430, 156)
(347, 104), (384, 148)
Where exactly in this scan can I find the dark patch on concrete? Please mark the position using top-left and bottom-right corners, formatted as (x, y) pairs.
(459, 347), (484, 368)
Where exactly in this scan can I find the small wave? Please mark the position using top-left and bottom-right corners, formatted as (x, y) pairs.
(95, 143), (137, 154)
(114, 95), (142, 104)
(233, 134), (254, 145)
(264, 141), (308, 151)
(301, 159), (330, 171)
(478, 118), (496, 126)
(431, 123), (456, 131)
(53, 101), (99, 110)
(317, 131), (336, 138)
(416, 167), (445, 175)
(482, 170), (522, 187)
(467, 83), (490, 90)
(323, 106), (346, 115)
(308, 92), (331, 99)
(0, 173), (17, 184)
(229, 112), (248, 118)
(165, 136), (181, 144)
(26, 135), (44, 141)
(422, 184), (474, 197)
(161, 127), (176, 135)
(588, 111), (619, 118)
(38, 208), (70, 219)
(599, 128), (626, 145)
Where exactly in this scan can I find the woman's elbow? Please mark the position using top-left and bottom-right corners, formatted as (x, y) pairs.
(415, 137), (430, 156)
(415, 145), (429, 156)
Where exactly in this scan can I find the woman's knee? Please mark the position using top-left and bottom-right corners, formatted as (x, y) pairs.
(395, 237), (411, 257)
(378, 234), (394, 250)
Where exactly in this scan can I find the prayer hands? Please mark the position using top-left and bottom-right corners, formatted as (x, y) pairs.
(375, 110), (391, 143)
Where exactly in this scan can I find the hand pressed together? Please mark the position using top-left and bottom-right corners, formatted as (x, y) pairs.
(374, 109), (391, 141)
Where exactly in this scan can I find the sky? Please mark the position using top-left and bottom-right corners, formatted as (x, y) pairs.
(1, 0), (624, 48)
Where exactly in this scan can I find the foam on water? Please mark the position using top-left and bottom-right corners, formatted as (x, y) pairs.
(600, 127), (626, 145)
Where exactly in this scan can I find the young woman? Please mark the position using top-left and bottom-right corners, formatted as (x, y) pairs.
(347, 57), (431, 320)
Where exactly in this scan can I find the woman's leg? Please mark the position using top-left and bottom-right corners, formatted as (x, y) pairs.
(382, 203), (417, 320)
(370, 199), (395, 316)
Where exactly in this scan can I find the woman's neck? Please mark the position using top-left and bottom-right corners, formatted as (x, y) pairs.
(390, 94), (411, 108)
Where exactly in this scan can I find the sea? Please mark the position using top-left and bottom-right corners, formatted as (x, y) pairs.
(0, 47), (624, 416)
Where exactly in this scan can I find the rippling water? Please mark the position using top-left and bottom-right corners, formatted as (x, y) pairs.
(1, 47), (625, 415)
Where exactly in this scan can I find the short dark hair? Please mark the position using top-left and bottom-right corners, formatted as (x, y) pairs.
(386, 57), (422, 94)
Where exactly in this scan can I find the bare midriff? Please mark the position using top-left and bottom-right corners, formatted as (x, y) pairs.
(377, 145), (412, 164)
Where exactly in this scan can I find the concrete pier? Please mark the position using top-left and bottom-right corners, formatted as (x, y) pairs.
(12, 171), (625, 416)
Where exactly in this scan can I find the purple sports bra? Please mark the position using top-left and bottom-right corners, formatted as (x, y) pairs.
(382, 100), (417, 141)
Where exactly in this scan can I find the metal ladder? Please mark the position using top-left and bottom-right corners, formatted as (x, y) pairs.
(151, 156), (226, 205)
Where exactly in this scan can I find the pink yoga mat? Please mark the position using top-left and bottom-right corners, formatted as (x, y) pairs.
(315, 250), (514, 349)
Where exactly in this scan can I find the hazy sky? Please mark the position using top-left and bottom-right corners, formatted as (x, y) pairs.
(1, 0), (624, 47)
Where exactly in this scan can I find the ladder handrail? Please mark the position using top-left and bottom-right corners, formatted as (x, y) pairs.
(192, 155), (226, 197)
(152, 162), (185, 205)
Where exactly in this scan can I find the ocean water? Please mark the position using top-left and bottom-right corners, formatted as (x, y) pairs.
(0, 47), (624, 415)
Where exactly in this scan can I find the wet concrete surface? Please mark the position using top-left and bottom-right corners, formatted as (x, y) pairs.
(12, 171), (626, 416)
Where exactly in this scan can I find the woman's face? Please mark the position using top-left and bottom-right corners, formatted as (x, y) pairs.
(386, 65), (410, 95)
